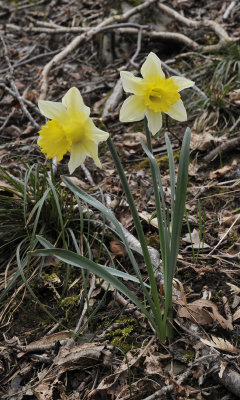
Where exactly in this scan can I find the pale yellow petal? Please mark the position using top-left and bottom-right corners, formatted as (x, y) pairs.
(172, 76), (195, 91)
(120, 71), (143, 95)
(145, 109), (162, 135)
(91, 127), (109, 143)
(68, 143), (87, 174)
(141, 52), (165, 82)
(119, 95), (145, 122)
(62, 87), (90, 117)
(38, 100), (68, 122)
(167, 99), (187, 121)
(84, 140), (102, 168)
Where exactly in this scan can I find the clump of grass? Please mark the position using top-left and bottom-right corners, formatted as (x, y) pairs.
(183, 43), (240, 131)
(0, 161), (114, 330)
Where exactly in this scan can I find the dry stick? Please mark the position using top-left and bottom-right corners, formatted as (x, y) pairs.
(0, 108), (15, 133)
(130, 26), (143, 67)
(207, 213), (240, 256)
(204, 136), (240, 163)
(0, 34), (41, 131)
(74, 274), (96, 334)
(0, 83), (41, 116)
(39, 0), (157, 99)
(0, 47), (62, 74)
(223, 1), (236, 20)
(80, 164), (96, 186)
(157, 1), (232, 42)
(142, 365), (193, 400)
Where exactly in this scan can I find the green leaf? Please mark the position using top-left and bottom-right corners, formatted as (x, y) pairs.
(36, 235), (150, 288)
(32, 244), (155, 328)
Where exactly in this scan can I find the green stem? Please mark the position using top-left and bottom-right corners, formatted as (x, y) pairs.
(107, 136), (165, 340)
(144, 118), (172, 339)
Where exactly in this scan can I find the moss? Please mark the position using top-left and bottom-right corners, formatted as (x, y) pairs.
(60, 296), (79, 322)
(103, 316), (138, 353)
(125, 0), (143, 6)
(184, 349), (195, 361)
(146, 232), (160, 247)
(60, 296), (79, 308)
(42, 273), (60, 282)
(133, 150), (180, 171)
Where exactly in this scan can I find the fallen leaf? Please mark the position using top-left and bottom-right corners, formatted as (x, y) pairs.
(139, 210), (158, 229)
(229, 89), (240, 105)
(209, 165), (232, 179)
(201, 335), (238, 354)
(61, 176), (90, 189)
(110, 240), (127, 257)
(233, 307), (240, 321)
(226, 283), (240, 295)
(219, 361), (228, 378)
(177, 300), (213, 325)
(190, 130), (217, 151)
(177, 299), (233, 329)
(221, 210), (240, 227)
(55, 342), (112, 367)
(182, 228), (210, 249)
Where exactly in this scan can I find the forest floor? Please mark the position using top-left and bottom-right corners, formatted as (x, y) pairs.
(0, 0), (240, 399)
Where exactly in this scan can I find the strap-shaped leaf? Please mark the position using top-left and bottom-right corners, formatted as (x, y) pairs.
(32, 244), (156, 328)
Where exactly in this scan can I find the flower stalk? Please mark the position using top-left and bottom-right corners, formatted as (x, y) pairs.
(35, 52), (193, 342)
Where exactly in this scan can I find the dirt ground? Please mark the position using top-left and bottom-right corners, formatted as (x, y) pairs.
(0, 0), (240, 399)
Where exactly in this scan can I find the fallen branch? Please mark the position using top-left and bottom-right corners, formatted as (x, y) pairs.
(39, 0), (157, 99)
(157, 1), (232, 42)
(204, 136), (240, 162)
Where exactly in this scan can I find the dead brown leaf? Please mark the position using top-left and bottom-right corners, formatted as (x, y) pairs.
(201, 335), (238, 354)
(61, 176), (90, 190)
(55, 342), (112, 367)
(139, 210), (158, 229)
(109, 240), (127, 257)
(190, 130), (218, 151)
(177, 299), (233, 330)
(233, 307), (240, 321)
(182, 228), (210, 249)
(221, 210), (240, 227)
(229, 89), (240, 105)
(209, 165), (232, 179)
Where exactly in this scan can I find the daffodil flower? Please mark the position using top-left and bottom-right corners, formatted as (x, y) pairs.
(119, 52), (194, 135)
(38, 87), (109, 174)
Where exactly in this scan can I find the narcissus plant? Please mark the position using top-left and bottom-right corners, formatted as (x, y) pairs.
(38, 87), (109, 174)
(120, 52), (194, 135)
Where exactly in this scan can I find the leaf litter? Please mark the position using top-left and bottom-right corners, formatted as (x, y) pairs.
(0, 0), (240, 399)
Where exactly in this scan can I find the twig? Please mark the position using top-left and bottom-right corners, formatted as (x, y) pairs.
(207, 213), (240, 256)
(229, 115), (240, 133)
(0, 46), (62, 74)
(223, 1), (236, 20)
(74, 274), (96, 334)
(80, 164), (96, 186)
(102, 78), (123, 118)
(157, 1), (232, 42)
(203, 137), (240, 163)
(0, 108), (15, 133)
(142, 365), (193, 400)
(39, 0), (157, 99)
(0, 83), (41, 116)
(7, 79), (41, 131)
(0, 34), (41, 131)
(116, 27), (200, 50)
(130, 26), (143, 67)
